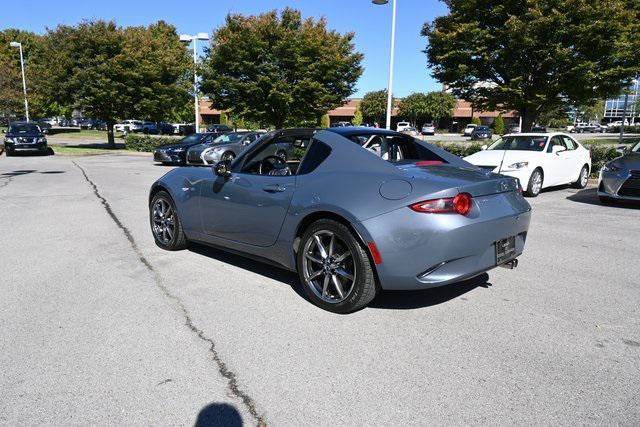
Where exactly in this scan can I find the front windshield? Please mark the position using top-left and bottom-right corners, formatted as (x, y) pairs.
(212, 133), (245, 144)
(180, 133), (204, 144)
(488, 135), (548, 151)
(9, 123), (41, 134)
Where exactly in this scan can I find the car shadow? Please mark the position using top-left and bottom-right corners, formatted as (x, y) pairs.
(189, 242), (491, 311)
(567, 187), (640, 209)
(369, 273), (491, 310)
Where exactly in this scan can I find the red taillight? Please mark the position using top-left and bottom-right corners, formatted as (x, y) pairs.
(409, 192), (473, 215)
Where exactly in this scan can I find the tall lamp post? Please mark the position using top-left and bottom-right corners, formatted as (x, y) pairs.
(180, 32), (210, 132)
(10, 41), (29, 122)
(373, 0), (397, 130)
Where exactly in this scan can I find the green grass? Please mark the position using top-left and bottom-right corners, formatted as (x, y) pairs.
(581, 137), (640, 146)
(51, 145), (131, 156)
(48, 129), (126, 141)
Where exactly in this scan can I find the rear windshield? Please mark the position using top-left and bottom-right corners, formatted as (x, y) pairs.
(488, 135), (548, 151)
(347, 133), (445, 164)
(9, 123), (41, 134)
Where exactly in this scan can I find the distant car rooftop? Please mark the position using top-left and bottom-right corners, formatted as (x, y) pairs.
(326, 127), (402, 137)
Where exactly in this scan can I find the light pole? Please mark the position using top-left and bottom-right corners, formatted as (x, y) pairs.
(373, 0), (397, 130)
(180, 32), (210, 132)
(10, 41), (29, 122)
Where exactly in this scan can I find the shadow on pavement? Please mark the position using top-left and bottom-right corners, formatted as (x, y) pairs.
(369, 273), (491, 310)
(194, 403), (243, 427)
(567, 187), (640, 210)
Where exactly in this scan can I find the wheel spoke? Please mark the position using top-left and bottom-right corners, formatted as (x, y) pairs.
(322, 274), (330, 298)
(314, 234), (328, 259)
(166, 225), (174, 240)
(333, 252), (351, 263)
(305, 252), (323, 264)
(335, 268), (354, 282)
(308, 269), (323, 281)
(328, 234), (336, 257)
(331, 274), (345, 299)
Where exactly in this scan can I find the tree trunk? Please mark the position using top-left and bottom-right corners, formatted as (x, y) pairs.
(520, 109), (535, 132)
(107, 122), (115, 148)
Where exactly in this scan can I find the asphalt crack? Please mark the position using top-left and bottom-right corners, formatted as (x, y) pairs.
(72, 161), (266, 426)
(0, 176), (13, 189)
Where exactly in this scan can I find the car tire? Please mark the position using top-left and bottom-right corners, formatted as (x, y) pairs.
(297, 219), (377, 314)
(149, 190), (188, 251)
(573, 165), (589, 189)
(525, 168), (543, 197)
(5, 149), (13, 157)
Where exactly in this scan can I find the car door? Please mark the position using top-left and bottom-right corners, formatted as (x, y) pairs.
(542, 136), (569, 186)
(198, 133), (309, 247)
(560, 135), (583, 183)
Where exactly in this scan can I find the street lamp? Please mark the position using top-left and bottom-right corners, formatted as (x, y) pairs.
(180, 32), (210, 132)
(373, 0), (397, 130)
(10, 41), (29, 121)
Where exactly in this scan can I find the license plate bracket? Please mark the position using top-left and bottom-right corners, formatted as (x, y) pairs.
(496, 236), (516, 265)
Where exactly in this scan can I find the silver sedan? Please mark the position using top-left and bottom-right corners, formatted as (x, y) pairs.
(598, 141), (640, 204)
(186, 132), (264, 165)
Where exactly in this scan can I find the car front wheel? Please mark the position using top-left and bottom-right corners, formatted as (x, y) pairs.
(525, 169), (543, 197)
(297, 219), (377, 313)
(150, 191), (188, 250)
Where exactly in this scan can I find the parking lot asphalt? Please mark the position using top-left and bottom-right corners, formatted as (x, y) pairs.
(1, 152), (639, 425)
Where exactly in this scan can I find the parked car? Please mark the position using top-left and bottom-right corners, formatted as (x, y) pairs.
(421, 123), (436, 135)
(530, 126), (547, 133)
(187, 131), (266, 165)
(2, 121), (48, 156)
(141, 121), (159, 134)
(172, 123), (196, 136)
(35, 119), (52, 134)
(158, 122), (174, 135)
(148, 127), (531, 313)
(508, 125), (521, 134)
(331, 121), (353, 128)
(401, 126), (420, 137)
(470, 126), (493, 140)
(464, 132), (591, 197)
(153, 133), (215, 165)
(598, 141), (640, 204)
(396, 121), (411, 132)
(463, 123), (478, 136)
(206, 124), (233, 134)
(572, 123), (600, 133)
(115, 120), (143, 133)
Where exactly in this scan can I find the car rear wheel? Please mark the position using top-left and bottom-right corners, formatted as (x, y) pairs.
(525, 169), (543, 197)
(297, 219), (377, 313)
(573, 165), (589, 189)
(150, 191), (188, 250)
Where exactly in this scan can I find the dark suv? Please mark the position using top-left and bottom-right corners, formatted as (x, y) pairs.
(3, 121), (48, 156)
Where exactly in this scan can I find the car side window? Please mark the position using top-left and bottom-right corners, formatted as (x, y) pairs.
(547, 136), (565, 153)
(561, 136), (576, 150)
(240, 134), (312, 176)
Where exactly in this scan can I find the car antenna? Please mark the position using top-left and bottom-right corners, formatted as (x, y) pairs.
(497, 139), (508, 173)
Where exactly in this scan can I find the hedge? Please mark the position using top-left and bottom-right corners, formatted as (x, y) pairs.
(433, 142), (622, 177)
(124, 134), (178, 152)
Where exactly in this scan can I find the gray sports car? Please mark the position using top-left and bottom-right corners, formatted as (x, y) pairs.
(598, 141), (640, 204)
(149, 127), (531, 313)
(186, 131), (265, 165)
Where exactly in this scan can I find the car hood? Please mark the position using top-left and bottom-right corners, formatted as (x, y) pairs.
(464, 149), (537, 167)
(396, 163), (520, 197)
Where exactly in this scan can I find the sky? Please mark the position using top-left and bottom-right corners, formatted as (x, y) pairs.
(1, 0), (448, 98)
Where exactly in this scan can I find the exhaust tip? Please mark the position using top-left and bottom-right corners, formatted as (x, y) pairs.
(499, 258), (518, 269)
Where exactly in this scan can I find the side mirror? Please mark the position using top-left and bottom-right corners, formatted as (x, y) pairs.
(481, 144), (488, 151)
(552, 145), (566, 155)
(214, 160), (232, 178)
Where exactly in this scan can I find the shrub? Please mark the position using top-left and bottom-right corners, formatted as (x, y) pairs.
(124, 134), (178, 152)
(492, 114), (505, 135)
(471, 117), (481, 126)
(433, 142), (484, 158)
(586, 145), (621, 177)
(320, 114), (330, 128)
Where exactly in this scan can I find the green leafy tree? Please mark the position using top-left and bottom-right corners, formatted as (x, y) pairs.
(351, 105), (363, 126)
(201, 8), (363, 129)
(360, 89), (392, 125)
(399, 93), (429, 125)
(471, 117), (481, 126)
(422, 0), (640, 131)
(425, 91), (456, 123)
(320, 113), (330, 128)
(31, 20), (191, 146)
(492, 114), (505, 134)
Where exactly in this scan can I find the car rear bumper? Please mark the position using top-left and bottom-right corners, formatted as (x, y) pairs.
(357, 191), (531, 290)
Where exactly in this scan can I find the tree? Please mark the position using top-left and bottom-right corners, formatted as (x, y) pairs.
(200, 8), (363, 129)
(31, 20), (191, 146)
(321, 114), (330, 128)
(424, 91), (456, 123)
(471, 117), (481, 126)
(422, 0), (640, 131)
(360, 90), (392, 125)
(398, 93), (429, 125)
(492, 114), (505, 134)
(351, 105), (363, 126)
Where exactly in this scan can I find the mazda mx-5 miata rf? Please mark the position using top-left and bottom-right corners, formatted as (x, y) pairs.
(598, 141), (640, 204)
(148, 127), (532, 313)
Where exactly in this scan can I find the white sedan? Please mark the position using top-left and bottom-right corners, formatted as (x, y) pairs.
(464, 132), (591, 197)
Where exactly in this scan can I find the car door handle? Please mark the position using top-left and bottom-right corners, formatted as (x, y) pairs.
(262, 184), (286, 193)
